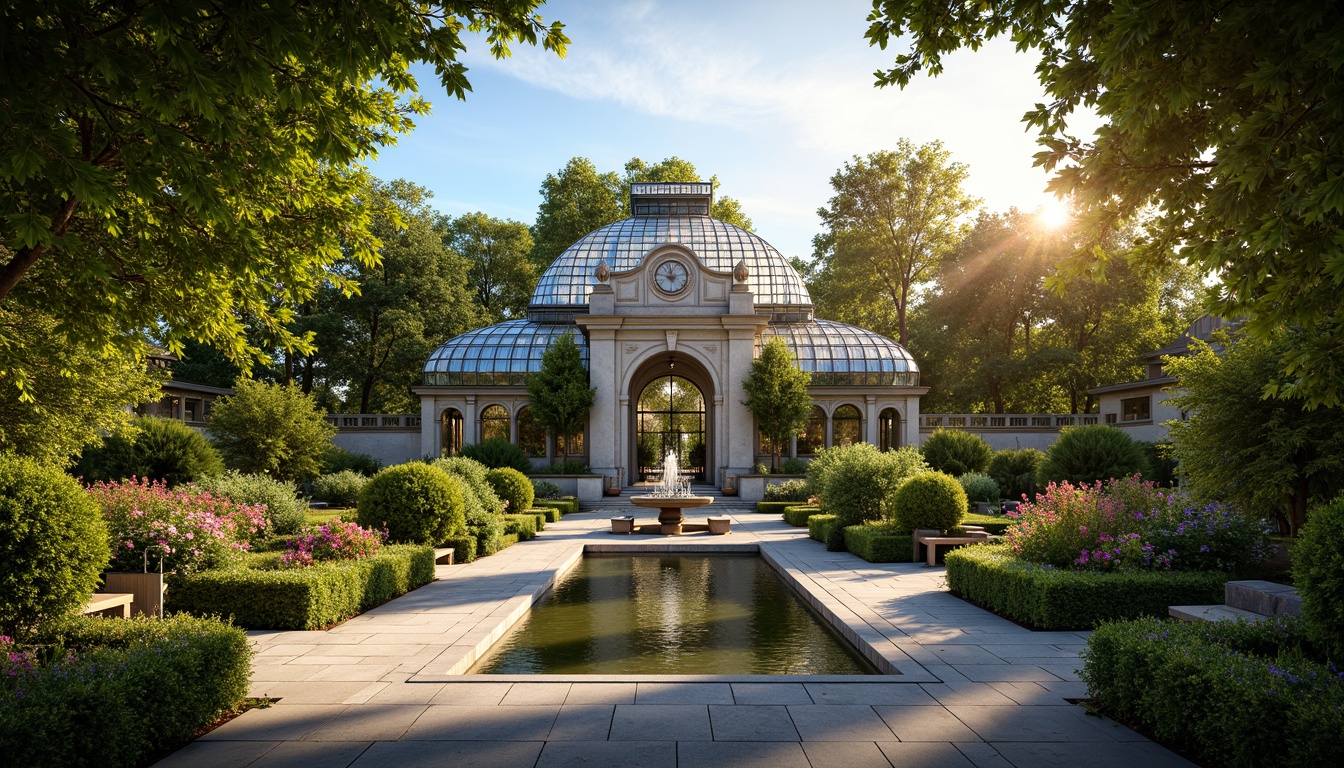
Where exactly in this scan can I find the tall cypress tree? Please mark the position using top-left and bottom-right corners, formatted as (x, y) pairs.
(743, 338), (813, 471)
(526, 333), (595, 462)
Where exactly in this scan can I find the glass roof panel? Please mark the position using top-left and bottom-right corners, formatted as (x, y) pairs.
(761, 319), (920, 386)
(423, 320), (588, 387)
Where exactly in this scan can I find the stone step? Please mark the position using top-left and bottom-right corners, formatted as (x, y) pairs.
(1225, 580), (1302, 618)
(1169, 604), (1266, 624)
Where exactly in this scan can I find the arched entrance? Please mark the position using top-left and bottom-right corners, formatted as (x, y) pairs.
(628, 353), (714, 485)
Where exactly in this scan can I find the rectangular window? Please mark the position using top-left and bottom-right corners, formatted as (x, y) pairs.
(1105, 413), (1118, 424)
(1121, 396), (1151, 422)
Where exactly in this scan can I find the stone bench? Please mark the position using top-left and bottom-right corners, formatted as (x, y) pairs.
(83, 593), (134, 618)
(912, 527), (991, 567)
(611, 515), (731, 535)
(1170, 579), (1302, 624)
(433, 547), (456, 565)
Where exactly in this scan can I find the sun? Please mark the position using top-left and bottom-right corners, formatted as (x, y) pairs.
(1037, 198), (1073, 229)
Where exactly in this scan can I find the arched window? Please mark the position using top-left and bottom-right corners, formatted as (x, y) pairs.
(797, 406), (826, 455)
(556, 427), (584, 460)
(832, 404), (862, 447)
(516, 406), (546, 457)
(480, 405), (509, 442)
(441, 408), (464, 456)
(879, 408), (900, 451)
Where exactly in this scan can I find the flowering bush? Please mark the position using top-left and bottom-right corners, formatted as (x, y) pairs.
(280, 519), (385, 568)
(1004, 475), (1269, 572)
(89, 478), (266, 573)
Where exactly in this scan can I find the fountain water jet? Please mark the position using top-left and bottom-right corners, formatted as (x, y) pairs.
(628, 451), (716, 534)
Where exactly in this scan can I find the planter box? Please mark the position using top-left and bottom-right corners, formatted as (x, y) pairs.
(610, 516), (635, 534)
(103, 571), (165, 618)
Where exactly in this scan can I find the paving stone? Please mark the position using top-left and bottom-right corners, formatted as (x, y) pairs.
(873, 705), (981, 742)
(677, 740), (811, 768)
(248, 681), (379, 704)
(805, 683), (936, 705)
(197, 704), (345, 741)
(731, 683), (813, 705)
(403, 704), (559, 740)
(876, 742), (979, 767)
(427, 682), (512, 705)
(709, 704), (801, 741)
(149, 740), (279, 768)
(921, 645), (1013, 665)
(611, 704), (711, 741)
(501, 682), (572, 705)
(536, 740), (675, 768)
(989, 740), (1198, 767)
(787, 704), (897, 741)
(946, 705), (1135, 742)
(920, 682), (1019, 707)
(351, 740), (543, 768)
(548, 705), (615, 740)
(302, 705), (426, 741)
(247, 740), (371, 768)
(951, 742), (1015, 768)
(985, 682), (1074, 706)
(565, 683), (637, 704)
(364, 682), (446, 705)
(305, 664), (399, 682)
(635, 682), (734, 704)
(952, 664), (1064, 683)
(801, 741), (895, 768)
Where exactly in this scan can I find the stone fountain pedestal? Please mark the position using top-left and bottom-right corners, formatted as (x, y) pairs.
(628, 495), (715, 535)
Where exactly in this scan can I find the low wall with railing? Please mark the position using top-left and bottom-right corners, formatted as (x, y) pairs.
(327, 414), (422, 467)
(919, 413), (1100, 451)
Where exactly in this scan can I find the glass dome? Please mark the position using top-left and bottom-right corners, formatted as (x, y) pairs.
(762, 319), (919, 386)
(530, 216), (812, 318)
(422, 320), (587, 386)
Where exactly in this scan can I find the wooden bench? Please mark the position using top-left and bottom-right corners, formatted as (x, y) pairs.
(912, 527), (991, 567)
(83, 593), (134, 618)
(433, 547), (456, 565)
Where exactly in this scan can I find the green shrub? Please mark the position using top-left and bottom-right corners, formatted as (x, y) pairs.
(167, 545), (435, 629)
(945, 544), (1228, 630)
(534, 498), (578, 518)
(74, 416), (223, 486)
(958, 472), (1000, 504)
(0, 455), (109, 639)
(357, 463), (463, 545)
(843, 523), (914, 563)
(987, 448), (1045, 502)
(1038, 424), (1149, 486)
(503, 514), (538, 541)
(921, 428), (992, 475)
(534, 460), (590, 474)
(93, 477), (265, 572)
(1082, 617), (1344, 767)
(1135, 440), (1178, 487)
(532, 479), (563, 499)
(460, 438), (532, 473)
(807, 514), (846, 551)
(441, 534), (478, 564)
(780, 457), (809, 475)
(755, 500), (797, 514)
(805, 445), (844, 499)
(487, 467), (535, 515)
(322, 445), (382, 476)
(961, 512), (1013, 535)
(433, 457), (505, 519)
(474, 518), (506, 557)
(819, 443), (928, 526)
(208, 379), (336, 482)
(194, 470), (309, 535)
(0, 615), (250, 768)
(1294, 495), (1344, 662)
(530, 511), (546, 531)
(783, 505), (821, 526)
(891, 471), (967, 532)
(764, 478), (811, 502)
(310, 470), (369, 508)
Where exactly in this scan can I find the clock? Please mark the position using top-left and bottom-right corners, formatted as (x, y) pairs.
(653, 261), (690, 294)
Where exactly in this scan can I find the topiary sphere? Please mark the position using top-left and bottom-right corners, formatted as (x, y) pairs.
(958, 472), (1000, 504)
(486, 467), (534, 515)
(1293, 495), (1344, 662)
(0, 455), (110, 639)
(890, 472), (968, 533)
(921, 428), (993, 476)
(357, 463), (463, 545)
(1038, 424), (1150, 486)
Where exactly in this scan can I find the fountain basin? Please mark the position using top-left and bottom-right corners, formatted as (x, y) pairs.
(628, 495), (715, 535)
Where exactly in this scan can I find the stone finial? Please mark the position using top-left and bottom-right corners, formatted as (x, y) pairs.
(733, 258), (749, 283)
(595, 259), (610, 283)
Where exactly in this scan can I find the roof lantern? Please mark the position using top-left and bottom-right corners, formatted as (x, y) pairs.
(629, 182), (713, 217)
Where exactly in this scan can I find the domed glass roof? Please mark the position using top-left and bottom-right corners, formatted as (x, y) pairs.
(423, 320), (587, 386)
(530, 216), (812, 315)
(762, 320), (919, 386)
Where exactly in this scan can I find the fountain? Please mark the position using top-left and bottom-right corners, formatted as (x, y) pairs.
(627, 451), (717, 534)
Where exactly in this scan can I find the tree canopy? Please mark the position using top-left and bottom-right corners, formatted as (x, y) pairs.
(441, 212), (536, 323)
(0, 0), (567, 398)
(866, 0), (1344, 406)
(742, 338), (813, 471)
(208, 379), (336, 483)
(526, 332), (593, 460)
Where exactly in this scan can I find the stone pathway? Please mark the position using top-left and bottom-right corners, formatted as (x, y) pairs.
(153, 508), (1194, 768)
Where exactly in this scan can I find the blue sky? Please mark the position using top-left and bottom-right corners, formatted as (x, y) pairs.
(369, 0), (1095, 262)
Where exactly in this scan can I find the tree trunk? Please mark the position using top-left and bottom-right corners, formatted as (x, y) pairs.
(1289, 476), (1309, 537)
(359, 374), (374, 414)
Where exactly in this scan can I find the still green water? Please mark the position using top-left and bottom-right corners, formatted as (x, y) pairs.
(471, 555), (877, 675)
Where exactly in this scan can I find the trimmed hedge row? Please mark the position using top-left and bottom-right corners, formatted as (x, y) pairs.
(945, 544), (1228, 630)
(755, 500), (798, 514)
(167, 545), (436, 630)
(503, 514), (538, 541)
(0, 615), (250, 768)
(807, 514), (846, 551)
(442, 534), (477, 564)
(533, 498), (579, 518)
(843, 525), (914, 563)
(1082, 617), (1343, 767)
(783, 505), (821, 527)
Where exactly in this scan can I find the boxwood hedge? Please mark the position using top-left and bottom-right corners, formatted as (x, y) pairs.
(843, 524), (914, 563)
(167, 544), (435, 630)
(755, 500), (797, 514)
(783, 504), (821, 527)
(807, 514), (846, 551)
(503, 514), (538, 541)
(945, 544), (1228, 630)
(533, 498), (578, 518)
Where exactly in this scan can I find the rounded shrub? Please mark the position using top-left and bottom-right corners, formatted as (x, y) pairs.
(1294, 495), (1344, 662)
(921, 428), (993, 476)
(486, 467), (534, 515)
(0, 455), (110, 639)
(958, 472), (1000, 505)
(987, 448), (1046, 502)
(532, 479), (563, 500)
(819, 443), (928, 527)
(433, 457), (505, 523)
(74, 416), (223, 486)
(321, 445), (382, 476)
(310, 470), (369, 508)
(357, 463), (464, 545)
(891, 472), (968, 533)
(764, 478), (811, 503)
(1038, 425), (1150, 486)
(780, 457), (809, 475)
(461, 438), (532, 474)
(193, 471), (308, 536)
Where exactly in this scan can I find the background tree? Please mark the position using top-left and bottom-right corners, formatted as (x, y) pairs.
(0, 1), (566, 397)
(441, 212), (536, 323)
(620, 157), (754, 230)
(207, 379), (337, 483)
(526, 333), (594, 462)
(73, 416), (224, 486)
(1167, 332), (1344, 536)
(742, 338), (813, 472)
(813, 142), (979, 346)
(866, 0), (1344, 407)
(529, 158), (623, 270)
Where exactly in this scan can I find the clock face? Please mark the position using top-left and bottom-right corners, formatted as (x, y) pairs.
(654, 261), (689, 294)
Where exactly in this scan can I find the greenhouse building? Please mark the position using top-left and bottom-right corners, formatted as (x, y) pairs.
(414, 182), (927, 491)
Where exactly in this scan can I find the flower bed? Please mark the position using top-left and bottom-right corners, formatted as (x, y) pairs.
(279, 518), (384, 568)
(0, 615), (250, 768)
(1082, 617), (1344, 767)
(945, 544), (1227, 630)
(166, 544), (435, 629)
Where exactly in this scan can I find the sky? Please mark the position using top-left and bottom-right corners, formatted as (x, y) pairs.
(368, 0), (1097, 262)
